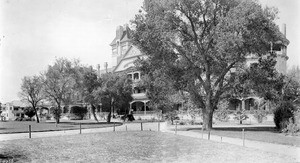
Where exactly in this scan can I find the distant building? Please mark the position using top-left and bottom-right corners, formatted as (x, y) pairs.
(1, 100), (28, 120)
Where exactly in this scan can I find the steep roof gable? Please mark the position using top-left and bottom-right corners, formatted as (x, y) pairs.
(113, 45), (145, 72)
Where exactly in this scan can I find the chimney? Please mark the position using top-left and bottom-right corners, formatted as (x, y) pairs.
(282, 24), (286, 37)
(116, 26), (124, 40)
(97, 64), (100, 76)
(104, 62), (108, 73)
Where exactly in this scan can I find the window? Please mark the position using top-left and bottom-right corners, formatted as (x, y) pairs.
(112, 48), (117, 56)
(121, 45), (127, 55)
(127, 74), (132, 79)
(133, 73), (139, 80)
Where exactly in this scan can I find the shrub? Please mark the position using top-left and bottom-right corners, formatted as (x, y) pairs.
(253, 109), (267, 123)
(214, 100), (230, 122)
(233, 110), (249, 124)
(282, 118), (299, 135)
(178, 121), (185, 125)
(15, 117), (23, 121)
(151, 117), (156, 122)
(214, 108), (230, 122)
(69, 106), (88, 120)
(45, 114), (51, 120)
(164, 111), (179, 125)
(24, 107), (36, 119)
(273, 101), (295, 130)
(51, 107), (62, 123)
(282, 110), (300, 135)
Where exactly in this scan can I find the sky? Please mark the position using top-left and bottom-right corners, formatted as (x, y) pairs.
(0, 0), (299, 103)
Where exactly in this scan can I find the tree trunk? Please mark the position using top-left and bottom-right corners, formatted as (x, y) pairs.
(203, 110), (213, 130)
(91, 104), (99, 122)
(34, 108), (40, 123)
(202, 97), (215, 130)
(107, 112), (111, 122)
(56, 118), (60, 124)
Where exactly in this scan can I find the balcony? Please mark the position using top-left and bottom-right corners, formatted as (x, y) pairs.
(132, 93), (147, 100)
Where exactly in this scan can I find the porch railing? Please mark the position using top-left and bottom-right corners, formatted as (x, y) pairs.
(133, 111), (158, 115)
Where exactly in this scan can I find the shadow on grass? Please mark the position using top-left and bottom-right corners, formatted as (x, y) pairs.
(0, 150), (30, 162)
(46, 122), (122, 125)
(188, 126), (279, 133)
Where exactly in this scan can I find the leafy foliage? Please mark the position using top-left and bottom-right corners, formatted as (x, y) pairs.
(24, 107), (36, 119)
(214, 100), (230, 122)
(42, 58), (79, 123)
(232, 53), (284, 102)
(51, 107), (62, 123)
(94, 73), (133, 122)
(282, 110), (300, 135)
(273, 101), (295, 130)
(164, 110), (179, 125)
(19, 75), (44, 123)
(69, 106), (88, 120)
(233, 110), (249, 124)
(132, 0), (285, 129)
(75, 66), (101, 121)
(252, 109), (268, 123)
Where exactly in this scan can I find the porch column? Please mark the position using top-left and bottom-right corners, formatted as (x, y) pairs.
(144, 101), (146, 115)
(129, 102), (133, 114)
(241, 99), (245, 111)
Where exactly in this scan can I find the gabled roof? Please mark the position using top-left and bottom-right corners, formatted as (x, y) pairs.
(113, 45), (145, 72)
(6, 100), (29, 107)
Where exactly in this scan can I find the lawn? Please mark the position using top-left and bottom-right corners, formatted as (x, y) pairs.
(0, 120), (120, 134)
(0, 131), (295, 162)
(169, 124), (300, 147)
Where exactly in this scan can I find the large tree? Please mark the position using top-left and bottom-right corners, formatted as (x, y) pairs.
(19, 75), (44, 123)
(94, 73), (132, 122)
(77, 66), (101, 121)
(132, 0), (287, 129)
(42, 58), (78, 123)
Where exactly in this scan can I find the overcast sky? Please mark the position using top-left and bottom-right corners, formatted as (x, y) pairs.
(0, 0), (299, 103)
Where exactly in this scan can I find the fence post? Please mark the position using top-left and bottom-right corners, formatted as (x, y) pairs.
(29, 125), (31, 138)
(113, 122), (116, 132)
(141, 122), (143, 131)
(242, 129), (245, 146)
(221, 136), (222, 142)
(158, 121), (160, 132)
(126, 125), (127, 131)
(208, 129), (210, 140)
(175, 122), (177, 134)
(79, 123), (82, 134)
(201, 126), (204, 139)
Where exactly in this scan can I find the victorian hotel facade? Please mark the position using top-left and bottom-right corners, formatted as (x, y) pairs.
(106, 24), (289, 119)
(108, 25), (155, 118)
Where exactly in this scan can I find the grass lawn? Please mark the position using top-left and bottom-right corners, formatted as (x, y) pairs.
(0, 131), (296, 162)
(0, 120), (120, 134)
(171, 124), (300, 147)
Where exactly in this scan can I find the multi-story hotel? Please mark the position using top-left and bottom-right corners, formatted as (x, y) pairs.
(109, 25), (155, 117)
(106, 23), (289, 120)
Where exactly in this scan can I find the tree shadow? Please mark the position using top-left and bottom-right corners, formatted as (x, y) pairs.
(188, 126), (278, 133)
